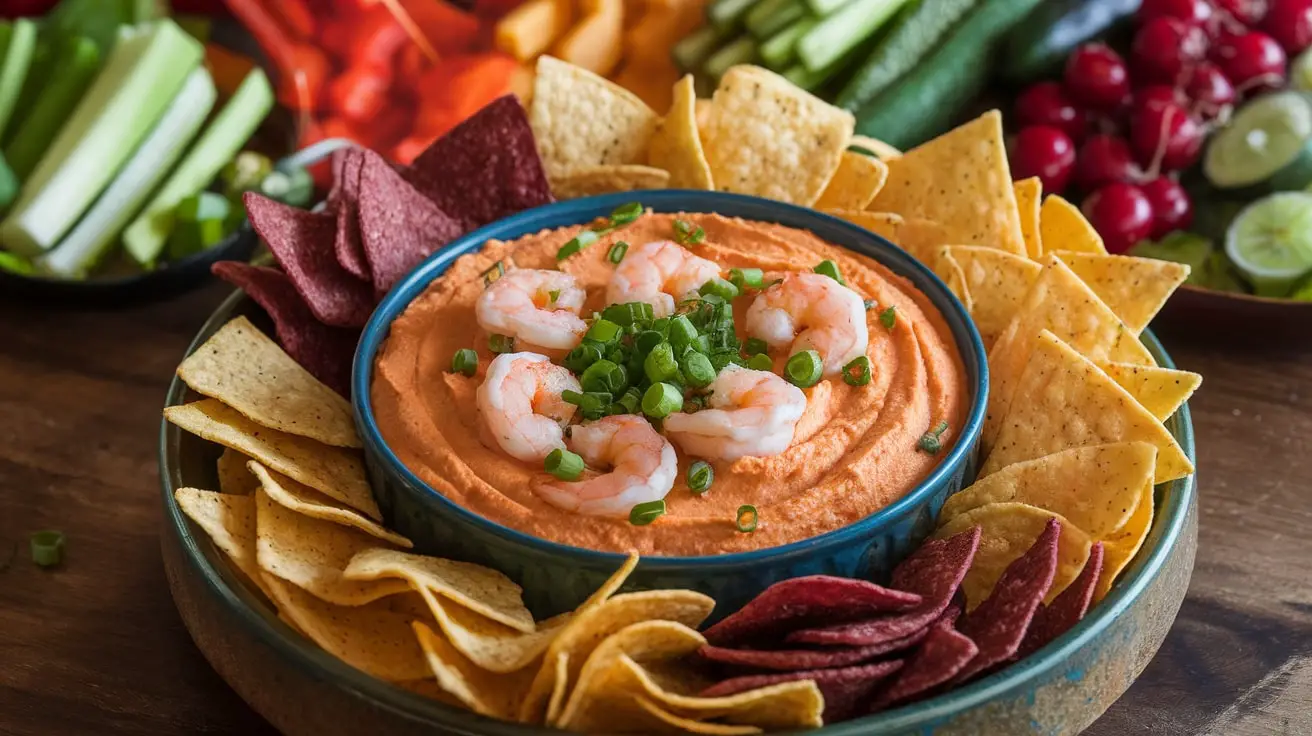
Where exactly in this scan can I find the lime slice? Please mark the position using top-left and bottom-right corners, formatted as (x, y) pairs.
(1204, 91), (1312, 190)
(1293, 47), (1312, 92)
(1225, 192), (1312, 295)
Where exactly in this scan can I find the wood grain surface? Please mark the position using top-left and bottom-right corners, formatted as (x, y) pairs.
(0, 283), (1309, 735)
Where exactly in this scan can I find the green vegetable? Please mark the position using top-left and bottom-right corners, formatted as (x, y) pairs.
(688, 460), (714, 494)
(44, 0), (137, 57)
(545, 448), (584, 481)
(450, 349), (478, 376)
(586, 318), (622, 344)
(1224, 193), (1312, 296)
(917, 420), (948, 454)
(759, 18), (816, 70)
(4, 36), (101, 181)
(123, 65), (274, 266)
(709, 0), (762, 31)
(0, 21), (205, 257)
(842, 356), (871, 386)
(221, 150), (274, 199)
(699, 277), (740, 300)
(167, 190), (231, 261)
(747, 0), (806, 40)
(607, 240), (629, 263)
(668, 315), (699, 352)
(610, 201), (643, 225)
(835, 0), (978, 111)
(0, 150), (16, 211)
(1204, 92), (1312, 193)
(40, 67), (217, 278)
(879, 305), (897, 329)
(681, 351), (716, 387)
(557, 229), (599, 259)
(1000, 0), (1140, 85)
(703, 36), (758, 80)
(644, 342), (680, 383)
(729, 267), (764, 290)
(564, 342), (603, 373)
(796, 0), (911, 73)
(482, 260), (505, 287)
(489, 333), (515, 353)
(0, 20), (38, 142)
(30, 530), (64, 567)
(813, 259), (845, 284)
(785, 350), (823, 388)
(629, 500), (666, 525)
(260, 166), (313, 208)
(735, 505), (759, 532)
(743, 337), (768, 356)
(581, 359), (628, 394)
(747, 353), (774, 371)
(176, 14), (214, 43)
(0, 249), (33, 275)
(642, 382), (684, 418)
(854, 0), (1045, 149)
(673, 25), (730, 73)
(673, 218), (706, 246)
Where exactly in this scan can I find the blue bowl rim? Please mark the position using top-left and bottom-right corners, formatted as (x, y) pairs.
(350, 190), (991, 567)
(160, 289), (1197, 734)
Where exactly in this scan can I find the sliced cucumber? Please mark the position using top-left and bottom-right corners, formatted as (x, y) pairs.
(1204, 91), (1312, 191)
(1225, 192), (1312, 296)
(0, 19), (39, 142)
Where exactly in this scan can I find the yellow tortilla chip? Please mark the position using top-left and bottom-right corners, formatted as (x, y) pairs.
(1040, 195), (1106, 255)
(703, 65), (854, 205)
(934, 502), (1093, 610)
(1014, 177), (1043, 259)
(633, 694), (764, 735)
(647, 75), (714, 190)
(932, 248), (973, 314)
(941, 442), (1157, 538)
(813, 150), (888, 211)
(1095, 479), (1154, 601)
(826, 209), (902, 242)
(175, 487), (271, 598)
(551, 164), (671, 199)
(940, 245), (1043, 347)
(263, 574), (430, 681)
(1096, 362), (1201, 421)
(254, 489), (409, 606)
(983, 256), (1154, 449)
(620, 656), (823, 730)
(177, 317), (359, 448)
(249, 462), (411, 548)
(412, 587), (564, 673)
(344, 547), (534, 634)
(849, 134), (902, 161)
(1055, 251), (1190, 334)
(826, 209), (951, 264)
(412, 621), (538, 719)
(529, 55), (659, 178)
(869, 111), (1026, 256)
(165, 399), (380, 520)
(982, 330), (1194, 483)
(216, 448), (257, 495)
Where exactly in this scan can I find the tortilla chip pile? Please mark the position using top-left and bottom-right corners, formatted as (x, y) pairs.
(695, 522), (1098, 719)
(214, 95), (554, 396)
(167, 316), (828, 733)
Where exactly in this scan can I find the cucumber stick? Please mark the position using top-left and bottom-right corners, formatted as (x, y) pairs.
(796, 0), (911, 72)
(747, 0), (805, 40)
(41, 67), (216, 278)
(761, 18), (817, 70)
(0, 20), (203, 257)
(4, 36), (101, 181)
(123, 66), (274, 266)
(0, 19), (38, 142)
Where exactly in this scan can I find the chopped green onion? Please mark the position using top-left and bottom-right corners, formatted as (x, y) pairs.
(488, 333), (515, 353)
(747, 353), (774, 371)
(562, 389), (584, 405)
(610, 201), (644, 225)
(607, 347), (625, 364)
(813, 259), (846, 285)
(450, 348), (478, 377)
(642, 382), (684, 418)
(699, 277), (739, 301)
(863, 298), (877, 311)
(673, 218), (705, 246)
(556, 229), (600, 260)
(691, 334), (713, 355)
(684, 394), (705, 413)
(729, 268), (764, 289)
(734, 505), (759, 533)
(545, 449), (585, 481)
(688, 461), (714, 494)
(668, 315), (699, 352)
(607, 240), (630, 264)
(30, 531), (63, 567)
(880, 306), (897, 329)
(601, 301), (651, 327)
(629, 499), (666, 525)
(644, 342), (679, 383)
(548, 289), (561, 305)
(709, 350), (742, 371)
(635, 330), (666, 355)
(917, 420), (949, 454)
(743, 338), (769, 356)
(785, 350), (823, 388)
(581, 359), (628, 394)
(842, 356), (871, 386)
(681, 351), (716, 388)
(617, 387), (643, 414)
(481, 260), (505, 287)
(564, 342), (604, 373)
(586, 318), (622, 344)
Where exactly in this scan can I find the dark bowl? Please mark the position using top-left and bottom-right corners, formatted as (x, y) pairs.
(1154, 283), (1312, 342)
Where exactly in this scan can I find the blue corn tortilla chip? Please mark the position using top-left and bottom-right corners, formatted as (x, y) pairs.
(332, 148), (370, 281)
(870, 620), (979, 711)
(1016, 541), (1104, 659)
(357, 149), (464, 297)
(697, 626), (930, 672)
(701, 660), (904, 723)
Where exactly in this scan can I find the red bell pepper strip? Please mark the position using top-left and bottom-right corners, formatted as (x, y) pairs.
(223, 0), (329, 110)
(269, 0), (315, 41)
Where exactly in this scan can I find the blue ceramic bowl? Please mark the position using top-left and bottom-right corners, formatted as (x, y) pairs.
(352, 191), (989, 619)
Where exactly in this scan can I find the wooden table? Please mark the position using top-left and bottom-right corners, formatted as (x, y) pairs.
(0, 283), (1309, 736)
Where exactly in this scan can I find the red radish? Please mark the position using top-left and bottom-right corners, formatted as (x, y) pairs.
(1083, 183), (1156, 253)
(1064, 44), (1132, 109)
(1010, 126), (1077, 194)
(1140, 177), (1195, 238)
(1076, 135), (1141, 190)
(1132, 17), (1210, 85)
(1213, 0), (1269, 25)
(1184, 62), (1237, 118)
(1138, 0), (1216, 26)
(1215, 31), (1288, 92)
(1262, 0), (1312, 54)
(1015, 82), (1089, 142)
(1130, 100), (1206, 171)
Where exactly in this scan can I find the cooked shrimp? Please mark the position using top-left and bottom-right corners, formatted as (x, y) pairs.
(477, 352), (581, 463)
(606, 240), (722, 317)
(534, 415), (677, 517)
(476, 269), (588, 350)
(663, 364), (807, 461)
(745, 272), (869, 375)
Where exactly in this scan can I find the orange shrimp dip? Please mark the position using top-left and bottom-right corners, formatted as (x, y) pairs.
(371, 213), (969, 555)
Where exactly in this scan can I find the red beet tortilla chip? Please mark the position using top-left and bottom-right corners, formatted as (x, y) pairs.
(697, 626), (929, 672)
(357, 149), (464, 297)
(244, 192), (375, 329)
(700, 660), (904, 723)
(701, 576), (922, 648)
(871, 621), (979, 710)
(211, 262), (360, 397)
(953, 518), (1061, 684)
(787, 527), (981, 647)
(404, 95), (553, 231)
(1017, 542), (1104, 659)
(333, 149), (370, 281)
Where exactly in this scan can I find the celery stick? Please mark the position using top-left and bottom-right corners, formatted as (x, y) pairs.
(760, 18), (817, 70)
(0, 19), (38, 142)
(747, 0), (805, 39)
(41, 67), (215, 278)
(805, 0), (853, 15)
(4, 36), (101, 181)
(703, 37), (759, 81)
(673, 26), (730, 73)
(796, 0), (910, 72)
(0, 150), (17, 211)
(709, 0), (762, 31)
(123, 66), (274, 266)
(0, 21), (203, 257)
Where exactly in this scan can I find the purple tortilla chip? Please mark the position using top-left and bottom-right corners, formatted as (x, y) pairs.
(697, 627), (929, 672)
(404, 95), (553, 231)
(357, 149), (463, 297)
(333, 149), (370, 280)
(870, 621), (979, 711)
(700, 660), (904, 723)
(1016, 542), (1104, 659)
(212, 262), (359, 397)
(244, 192), (375, 329)
(787, 527), (981, 647)
(953, 518), (1061, 684)
(701, 576), (922, 648)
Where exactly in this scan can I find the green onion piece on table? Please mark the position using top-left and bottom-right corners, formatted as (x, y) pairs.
(629, 499), (666, 525)
(545, 448), (584, 481)
(688, 461), (714, 494)
(586, 318), (622, 344)
(747, 353), (774, 371)
(880, 306), (897, 329)
(917, 420), (949, 454)
(608, 241), (629, 263)
(785, 350), (823, 388)
(699, 277), (740, 301)
(488, 333), (515, 353)
(729, 267), (764, 289)
(610, 202), (644, 225)
(842, 356), (871, 386)
(556, 229), (599, 260)
(744, 337), (769, 356)
(450, 348), (478, 376)
(735, 505), (759, 533)
(681, 351), (716, 387)
(644, 343), (680, 383)
(30, 530), (63, 567)
(813, 259), (846, 284)
(642, 382), (684, 418)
